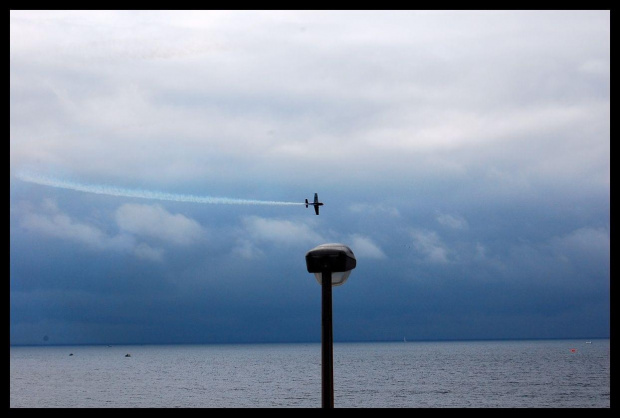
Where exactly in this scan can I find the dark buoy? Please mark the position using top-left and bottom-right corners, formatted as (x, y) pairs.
(69, 353), (73, 356)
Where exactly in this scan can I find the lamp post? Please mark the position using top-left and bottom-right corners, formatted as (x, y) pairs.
(305, 243), (356, 409)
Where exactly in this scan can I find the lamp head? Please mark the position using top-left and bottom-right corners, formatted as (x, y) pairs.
(305, 243), (356, 286)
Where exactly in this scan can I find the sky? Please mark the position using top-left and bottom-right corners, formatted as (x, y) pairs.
(10, 10), (610, 345)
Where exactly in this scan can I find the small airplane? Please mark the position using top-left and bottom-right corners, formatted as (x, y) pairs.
(305, 193), (324, 215)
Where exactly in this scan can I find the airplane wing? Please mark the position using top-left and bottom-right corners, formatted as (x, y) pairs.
(314, 205), (319, 215)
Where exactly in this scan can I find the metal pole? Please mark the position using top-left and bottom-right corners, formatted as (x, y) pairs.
(321, 270), (334, 409)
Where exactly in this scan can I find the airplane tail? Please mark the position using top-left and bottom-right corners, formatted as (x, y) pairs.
(305, 199), (308, 208)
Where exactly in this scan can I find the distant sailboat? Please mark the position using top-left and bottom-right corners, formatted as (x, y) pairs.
(403, 337), (407, 343)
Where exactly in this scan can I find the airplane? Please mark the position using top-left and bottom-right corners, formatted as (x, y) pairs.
(305, 193), (324, 215)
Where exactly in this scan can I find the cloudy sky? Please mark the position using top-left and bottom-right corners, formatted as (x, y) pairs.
(10, 10), (609, 345)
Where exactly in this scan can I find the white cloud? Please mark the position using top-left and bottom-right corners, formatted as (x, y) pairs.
(348, 234), (386, 259)
(409, 229), (449, 263)
(133, 242), (164, 262)
(20, 211), (109, 249)
(240, 216), (324, 246)
(115, 203), (205, 245)
(474, 242), (487, 261)
(15, 200), (179, 262)
(436, 212), (469, 230)
(231, 238), (265, 260)
(17, 199), (134, 253)
(550, 227), (610, 263)
(578, 59), (610, 77)
(349, 203), (400, 217)
(230, 216), (325, 260)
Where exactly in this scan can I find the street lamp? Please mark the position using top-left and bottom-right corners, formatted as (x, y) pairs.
(305, 243), (356, 408)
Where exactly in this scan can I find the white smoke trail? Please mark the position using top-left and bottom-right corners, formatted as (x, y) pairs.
(16, 172), (305, 206)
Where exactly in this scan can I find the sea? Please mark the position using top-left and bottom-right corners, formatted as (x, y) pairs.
(10, 339), (610, 408)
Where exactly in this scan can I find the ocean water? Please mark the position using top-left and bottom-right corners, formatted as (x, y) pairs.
(10, 339), (610, 408)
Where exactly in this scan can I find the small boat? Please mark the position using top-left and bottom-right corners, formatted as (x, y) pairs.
(125, 353), (131, 357)
(585, 341), (592, 344)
